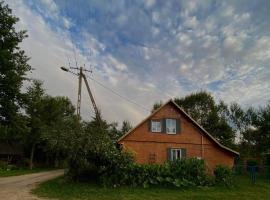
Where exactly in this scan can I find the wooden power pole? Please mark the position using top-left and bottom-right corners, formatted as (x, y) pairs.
(61, 66), (100, 121)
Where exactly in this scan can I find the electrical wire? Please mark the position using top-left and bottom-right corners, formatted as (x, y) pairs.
(59, 2), (156, 113)
(84, 74), (151, 112)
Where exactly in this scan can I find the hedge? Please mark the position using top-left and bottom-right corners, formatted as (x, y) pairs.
(101, 158), (209, 188)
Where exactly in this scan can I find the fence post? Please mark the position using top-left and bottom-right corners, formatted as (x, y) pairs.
(250, 166), (256, 184)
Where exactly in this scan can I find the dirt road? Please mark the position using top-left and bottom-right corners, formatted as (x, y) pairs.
(0, 169), (64, 200)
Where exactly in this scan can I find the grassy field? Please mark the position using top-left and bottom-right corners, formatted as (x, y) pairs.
(33, 176), (270, 200)
(0, 168), (53, 177)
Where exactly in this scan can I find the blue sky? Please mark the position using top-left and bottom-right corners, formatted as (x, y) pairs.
(7, 0), (270, 125)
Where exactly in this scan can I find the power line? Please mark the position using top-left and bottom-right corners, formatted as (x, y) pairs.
(59, 4), (160, 114)
(84, 74), (151, 112)
(71, 38), (79, 68)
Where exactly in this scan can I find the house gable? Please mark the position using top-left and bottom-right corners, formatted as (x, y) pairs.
(118, 100), (239, 156)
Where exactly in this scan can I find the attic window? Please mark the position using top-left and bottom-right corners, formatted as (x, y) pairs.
(166, 119), (177, 134)
(151, 120), (161, 132)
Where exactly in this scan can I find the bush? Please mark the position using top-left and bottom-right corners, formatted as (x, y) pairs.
(214, 165), (233, 186)
(16, 158), (30, 168)
(246, 160), (258, 166)
(0, 161), (19, 171)
(0, 160), (8, 170)
(66, 120), (134, 182)
(101, 158), (208, 188)
(246, 159), (259, 172)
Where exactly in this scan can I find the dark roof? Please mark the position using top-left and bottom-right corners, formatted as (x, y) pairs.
(118, 99), (239, 155)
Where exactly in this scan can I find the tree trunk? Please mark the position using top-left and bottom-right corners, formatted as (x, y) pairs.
(29, 143), (36, 170)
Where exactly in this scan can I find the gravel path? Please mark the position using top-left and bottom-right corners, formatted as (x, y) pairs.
(0, 169), (64, 200)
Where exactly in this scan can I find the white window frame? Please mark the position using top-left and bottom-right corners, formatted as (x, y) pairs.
(166, 119), (177, 134)
(170, 148), (182, 161)
(151, 120), (162, 133)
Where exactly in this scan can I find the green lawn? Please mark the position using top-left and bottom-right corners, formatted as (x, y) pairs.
(0, 168), (53, 177)
(33, 176), (270, 200)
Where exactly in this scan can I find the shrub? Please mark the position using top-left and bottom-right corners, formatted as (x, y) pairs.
(6, 164), (18, 170)
(246, 160), (257, 166)
(0, 160), (8, 170)
(66, 121), (134, 182)
(101, 158), (208, 188)
(0, 161), (19, 171)
(16, 158), (30, 168)
(246, 159), (259, 172)
(214, 165), (233, 186)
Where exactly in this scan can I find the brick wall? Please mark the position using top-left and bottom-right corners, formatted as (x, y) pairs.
(119, 102), (235, 172)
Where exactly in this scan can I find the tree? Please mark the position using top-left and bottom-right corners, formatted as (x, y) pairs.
(0, 2), (31, 142)
(107, 122), (120, 144)
(40, 96), (77, 167)
(25, 80), (45, 169)
(250, 103), (270, 154)
(107, 120), (133, 144)
(174, 91), (235, 147)
(228, 103), (245, 132)
(151, 101), (163, 113)
(121, 120), (132, 135)
(174, 91), (216, 125)
(66, 115), (133, 181)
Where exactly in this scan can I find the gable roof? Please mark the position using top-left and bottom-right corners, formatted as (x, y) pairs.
(118, 99), (239, 155)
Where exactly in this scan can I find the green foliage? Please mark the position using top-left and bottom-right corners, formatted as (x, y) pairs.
(24, 80), (77, 168)
(101, 158), (208, 188)
(214, 165), (233, 186)
(121, 120), (132, 135)
(174, 91), (235, 147)
(153, 92), (270, 157)
(252, 103), (270, 153)
(0, 160), (18, 171)
(107, 122), (121, 143)
(25, 80), (45, 168)
(0, 2), (31, 141)
(66, 118), (134, 181)
(0, 160), (7, 169)
(33, 175), (270, 200)
(151, 101), (163, 113)
(239, 103), (270, 157)
(39, 96), (77, 167)
(107, 120), (133, 144)
(246, 160), (258, 167)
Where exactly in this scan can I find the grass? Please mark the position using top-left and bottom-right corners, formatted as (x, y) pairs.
(33, 176), (270, 200)
(0, 168), (54, 177)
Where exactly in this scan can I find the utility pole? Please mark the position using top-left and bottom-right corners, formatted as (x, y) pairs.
(77, 67), (83, 117)
(61, 66), (100, 121)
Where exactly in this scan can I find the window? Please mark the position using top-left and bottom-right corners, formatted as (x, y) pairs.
(166, 119), (176, 134)
(168, 148), (186, 161)
(170, 149), (182, 161)
(151, 120), (161, 132)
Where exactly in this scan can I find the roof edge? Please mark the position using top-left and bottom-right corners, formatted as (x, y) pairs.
(117, 99), (172, 142)
(170, 100), (239, 155)
(118, 99), (239, 156)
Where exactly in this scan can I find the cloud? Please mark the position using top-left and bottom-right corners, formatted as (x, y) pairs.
(145, 0), (156, 8)
(7, 0), (168, 125)
(6, 0), (270, 125)
(40, 0), (58, 16)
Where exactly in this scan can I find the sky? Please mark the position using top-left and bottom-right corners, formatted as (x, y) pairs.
(6, 0), (270, 126)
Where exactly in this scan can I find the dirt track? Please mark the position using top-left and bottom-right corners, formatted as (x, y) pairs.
(0, 169), (64, 200)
